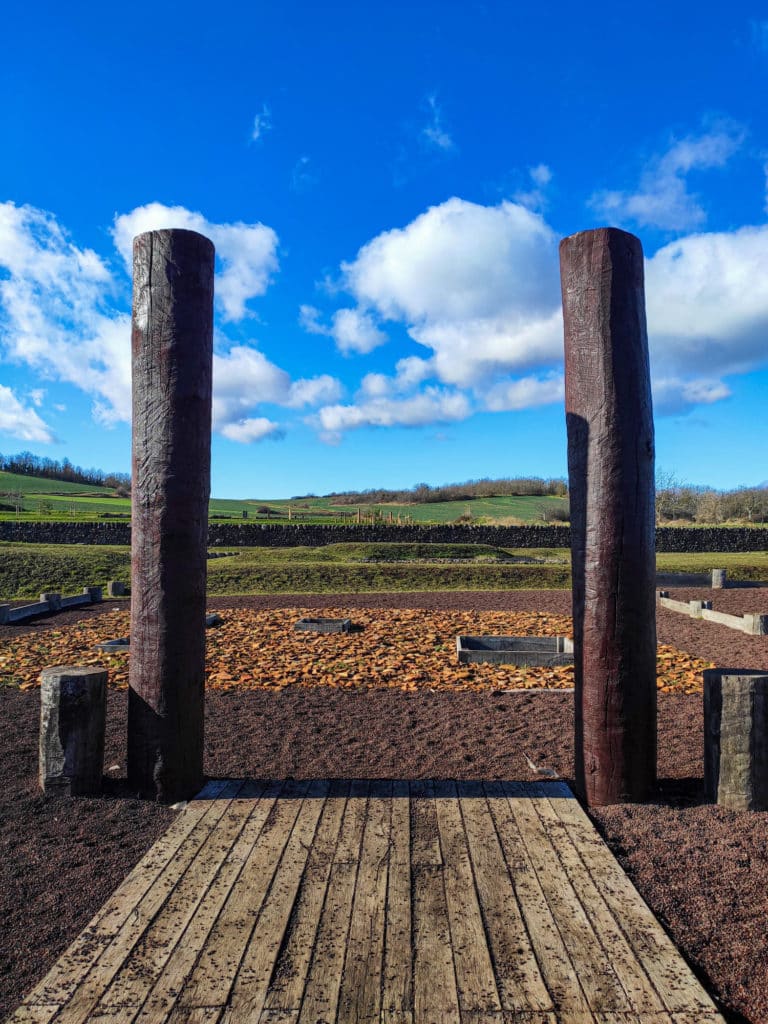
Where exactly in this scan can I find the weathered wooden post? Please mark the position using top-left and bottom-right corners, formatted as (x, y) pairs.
(560, 227), (657, 806)
(127, 229), (214, 803)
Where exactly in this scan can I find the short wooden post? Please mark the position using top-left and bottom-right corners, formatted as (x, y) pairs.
(711, 568), (727, 589)
(561, 227), (657, 806)
(127, 229), (214, 803)
(704, 670), (768, 810)
(107, 580), (126, 598)
(39, 666), (107, 795)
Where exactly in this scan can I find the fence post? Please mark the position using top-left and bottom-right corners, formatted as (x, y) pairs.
(560, 227), (657, 806)
(127, 229), (214, 803)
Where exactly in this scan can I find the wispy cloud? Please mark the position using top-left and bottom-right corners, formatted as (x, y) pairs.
(590, 123), (746, 231)
(750, 19), (768, 52)
(251, 103), (272, 142)
(291, 156), (319, 193)
(514, 164), (553, 211)
(421, 94), (455, 152)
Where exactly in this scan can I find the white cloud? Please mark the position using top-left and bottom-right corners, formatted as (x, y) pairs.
(646, 223), (768, 378)
(0, 201), (338, 444)
(0, 384), (56, 442)
(112, 202), (279, 321)
(212, 344), (342, 439)
(0, 201), (133, 424)
(514, 164), (553, 211)
(291, 156), (318, 193)
(483, 373), (564, 412)
(651, 377), (732, 416)
(421, 94), (454, 152)
(300, 304), (387, 354)
(251, 104), (272, 142)
(590, 124), (745, 231)
(340, 197), (562, 384)
(219, 417), (284, 443)
(315, 386), (471, 441)
(28, 388), (45, 407)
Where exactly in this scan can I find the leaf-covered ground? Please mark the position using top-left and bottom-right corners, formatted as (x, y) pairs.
(0, 607), (712, 694)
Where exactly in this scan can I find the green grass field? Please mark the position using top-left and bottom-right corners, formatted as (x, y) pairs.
(0, 470), (564, 524)
(1, 541), (766, 599)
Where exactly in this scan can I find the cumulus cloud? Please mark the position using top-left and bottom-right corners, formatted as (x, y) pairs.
(112, 202), (279, 321)
(421, 94), (454, 152)
(0, 384), (56, 442)
(219, 417), (284, 443)
(315, 386), (471, 442)
(0, 201), (133, 424)
(0, 201), (338, 444)
(651, 377), (732, 416)
(483, 372), (564, 412)
(300, 304), (387, 354)
(646, 223), (768, 380)
(212, 344), (342, 441)
(590, 124), (745, 231)
(339, 197), (562, 385)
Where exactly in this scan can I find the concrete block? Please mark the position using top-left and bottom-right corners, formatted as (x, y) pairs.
(456, 635), (574, 667)
(712, 568), (727, 589)
(107, 580), (126, 597)
(60, 594), (90, 609)
(0, 604), (10, 624)
(83, 586), (103, 602)
(743, 614), (768, 636)
(39, 666), (107, 796)
(40, 593), (61, 612)
(689, 600), (713, 618)
(8, 601), (49, 622)
(704, 669), (768, 810)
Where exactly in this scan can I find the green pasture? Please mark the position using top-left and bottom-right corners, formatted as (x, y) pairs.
(1, 540), (767, 599)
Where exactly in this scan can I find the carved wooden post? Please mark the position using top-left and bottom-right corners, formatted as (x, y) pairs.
(127, 229), (214, 803)
(560, 227), (657, 806)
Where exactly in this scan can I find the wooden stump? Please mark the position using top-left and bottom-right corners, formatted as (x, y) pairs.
(127, 229), (214, 803)
(704, 669), (768, 810)
(560, 227), (657, 806)
(39, 666), (107, 795)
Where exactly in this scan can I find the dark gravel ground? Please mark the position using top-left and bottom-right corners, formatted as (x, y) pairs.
(1, 589), (768, 1023)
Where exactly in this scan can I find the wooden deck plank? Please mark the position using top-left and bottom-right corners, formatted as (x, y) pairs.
(484, 781), (593, 1019)
(258, 780), (350, 1019)
(411, 780), (461, 1024)
(98, 787), (267, 1012)
(458, 781), (552, 1014)
(222, 780), (330, 1023)
(433, 780), (501, 1016)
(544, 783), (722, 1018)
(296, 780), (369, 1024)
(134, 781), (284, 1023)
(22, 781), (234, 1010)
(335, 780), (393, 1023)
(381, 780), (412, 1020)
(504, 781), (632, 1016)
(50, 784), (246, 1024)
(11, 779), (725, 1024)
(178, 780), (308, 1010)
(528, 783), (667, 1018)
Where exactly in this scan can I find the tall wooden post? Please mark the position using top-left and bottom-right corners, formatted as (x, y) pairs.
(127, 229), (214, 803)
(560, 227), (656, 806)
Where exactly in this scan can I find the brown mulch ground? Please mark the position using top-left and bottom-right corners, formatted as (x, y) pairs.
(1, 589), (768, 1023)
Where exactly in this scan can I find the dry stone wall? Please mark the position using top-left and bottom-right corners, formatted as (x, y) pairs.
(1, 521), (767, 551)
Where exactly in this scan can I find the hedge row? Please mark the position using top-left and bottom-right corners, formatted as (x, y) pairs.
(1, 521), (767, 552)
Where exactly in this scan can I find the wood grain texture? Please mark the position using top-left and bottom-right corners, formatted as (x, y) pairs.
(10, 781), (723, 1024)
(127, 229), (215, 803)
(560, 227), (657, 806)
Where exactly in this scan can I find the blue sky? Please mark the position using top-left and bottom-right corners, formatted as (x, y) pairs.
(1, 1), (767, 497)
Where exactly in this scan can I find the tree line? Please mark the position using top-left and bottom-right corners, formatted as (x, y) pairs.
(0, 451), (131, 493)
(296, 477), (569, 505)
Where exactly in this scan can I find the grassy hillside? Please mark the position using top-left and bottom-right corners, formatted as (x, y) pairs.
(2, 541), (767, 598)
(0, 470), (563, 523)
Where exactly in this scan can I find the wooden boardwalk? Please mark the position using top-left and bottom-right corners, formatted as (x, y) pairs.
(11, 779), (723, 1024)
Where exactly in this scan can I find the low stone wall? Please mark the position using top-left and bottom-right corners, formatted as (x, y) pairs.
(1, 520), (767, 552)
